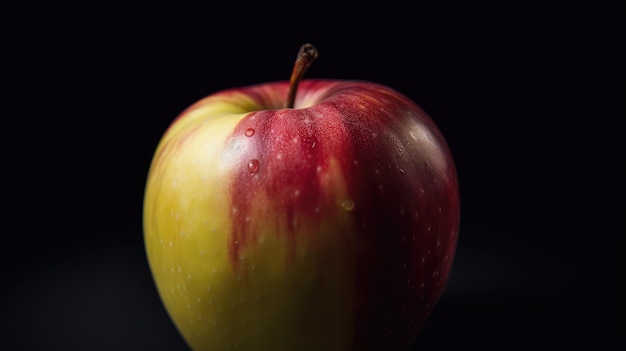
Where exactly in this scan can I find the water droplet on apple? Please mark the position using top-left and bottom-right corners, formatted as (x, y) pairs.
(248, 159), (259, 173)
(245, 128), (255, 137)
(341, 199), (355, 211)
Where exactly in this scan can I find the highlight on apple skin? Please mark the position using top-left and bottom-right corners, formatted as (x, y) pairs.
(143, 45), (460, 351)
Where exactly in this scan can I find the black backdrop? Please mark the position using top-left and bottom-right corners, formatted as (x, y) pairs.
(2, 2), (624, 350)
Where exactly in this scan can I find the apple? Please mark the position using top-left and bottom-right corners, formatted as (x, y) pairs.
(143, 44), (460, 350)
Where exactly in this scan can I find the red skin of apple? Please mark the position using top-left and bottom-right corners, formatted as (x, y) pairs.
(223, 79), (460, 350)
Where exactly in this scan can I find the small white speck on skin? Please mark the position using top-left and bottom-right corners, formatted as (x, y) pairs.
(200, 250), (205, 256)
(316, 166), (322, 173)
(178, 266), (181, 272)
(197, 298), (202, 303)
(168, 241), (173, 247)
(207, 285), (211, 291)
(341, 199), (355, 211)
(187, 274), (192, 280)
(276, 154), (282, 160)
(294, 190), (300, 197)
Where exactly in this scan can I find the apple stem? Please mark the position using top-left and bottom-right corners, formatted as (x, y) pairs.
(285, 43), (318, 108)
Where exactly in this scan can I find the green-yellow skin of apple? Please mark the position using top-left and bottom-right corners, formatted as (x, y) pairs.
(143, 79), (460, 351)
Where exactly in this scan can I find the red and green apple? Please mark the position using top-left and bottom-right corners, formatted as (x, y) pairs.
(143, 44), (460, 350)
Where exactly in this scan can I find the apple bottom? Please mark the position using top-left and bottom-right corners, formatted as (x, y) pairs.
(145, 197), (443, 350)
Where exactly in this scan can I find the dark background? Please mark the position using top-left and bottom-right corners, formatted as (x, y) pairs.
(2, 2), (624, 350)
